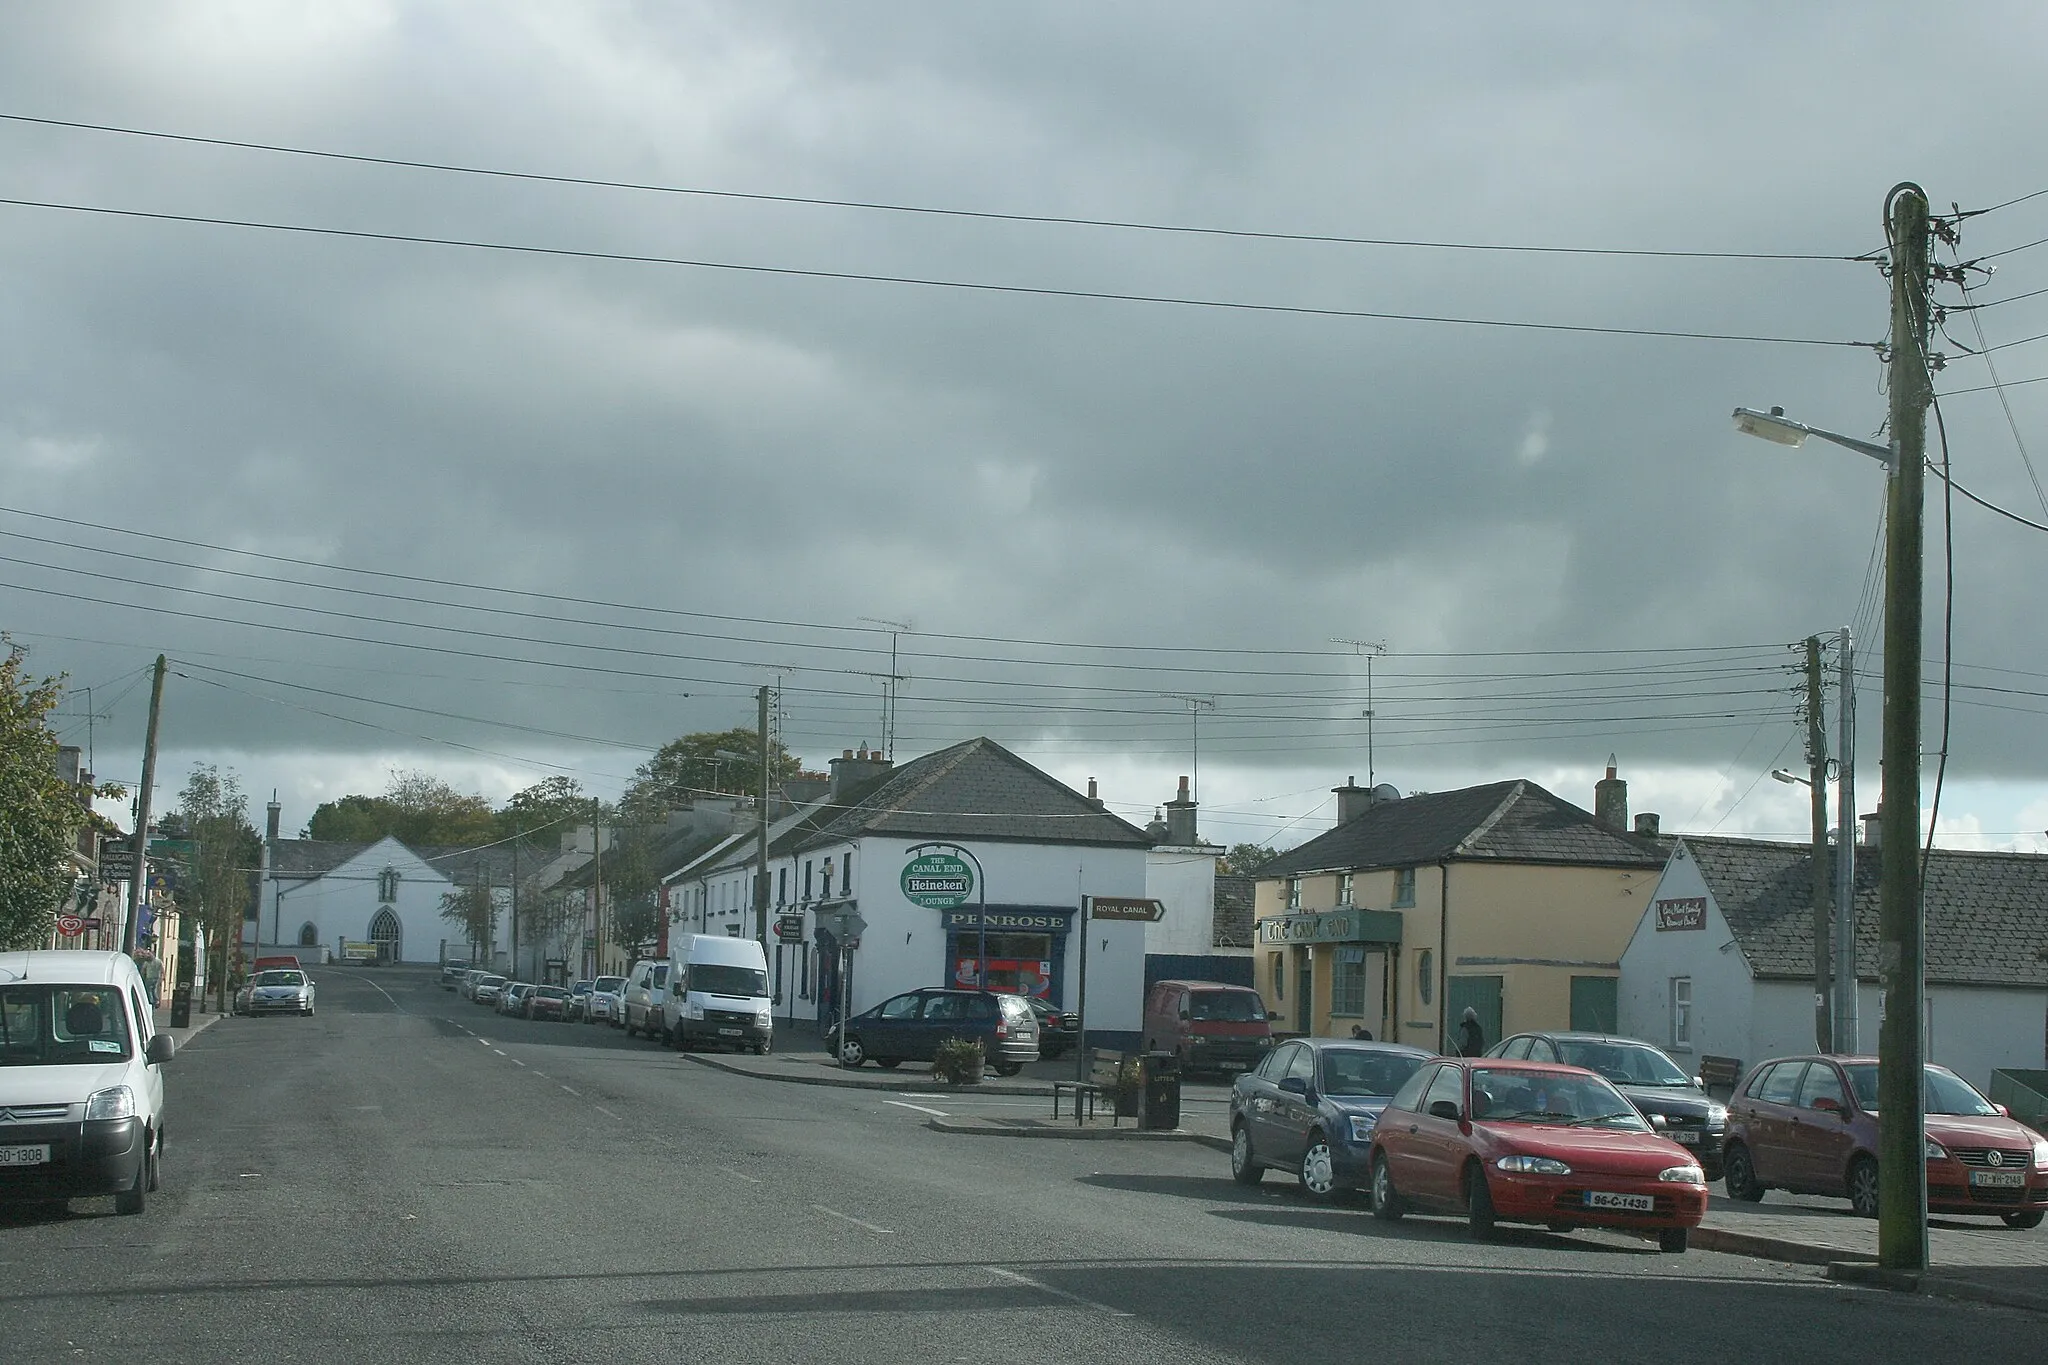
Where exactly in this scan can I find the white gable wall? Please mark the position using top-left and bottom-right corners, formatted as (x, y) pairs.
(1144, 848), (1225, 957)
(1618, 846), (1759, 1066)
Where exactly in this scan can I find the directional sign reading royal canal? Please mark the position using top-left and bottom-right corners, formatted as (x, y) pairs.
(901, 852), (974, 909)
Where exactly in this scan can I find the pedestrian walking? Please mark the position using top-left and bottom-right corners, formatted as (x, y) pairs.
(1457, 1006), (1486, 1057)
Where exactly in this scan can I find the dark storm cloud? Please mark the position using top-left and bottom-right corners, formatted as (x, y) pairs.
(3, 0), (2047, 832)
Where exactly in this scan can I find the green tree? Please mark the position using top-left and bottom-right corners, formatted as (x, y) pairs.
(623, 728), (801, 816)
(439, 880), (497, 959)
(306, 769), (497, 847)
(171, 763), (259, 1010)
(1225, 843), (1282, 875)
(495, 775), (587, 841)
(0, 644), (120, 949)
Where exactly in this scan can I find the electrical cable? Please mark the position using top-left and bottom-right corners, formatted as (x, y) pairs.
(0, 195), (1879, 351)
(1955, 278), (2048, 518)
(0, 112), (1877, 264)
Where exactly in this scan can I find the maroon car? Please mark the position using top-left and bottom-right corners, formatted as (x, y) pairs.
(1722, 1054), (2048, 1228)
(525, 985), (572, 1021)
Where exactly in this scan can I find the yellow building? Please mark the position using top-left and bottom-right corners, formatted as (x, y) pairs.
(1252, 769), (1666, 1053)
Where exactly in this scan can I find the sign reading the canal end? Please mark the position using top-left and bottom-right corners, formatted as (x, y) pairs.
(901, 852), (973, 909)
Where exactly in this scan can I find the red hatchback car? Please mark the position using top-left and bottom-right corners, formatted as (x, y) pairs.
(1721, 1055), (2048, 1228)
(1369, 1057), (1709, 1252)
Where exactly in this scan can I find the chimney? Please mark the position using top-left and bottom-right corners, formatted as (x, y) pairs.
(1164, 775), (1198, 845)
(1085, 777), (1105, 811)
(266, 792), (282, 843)
(829, 744), (893, 803)
(1862, 808), (1882, 846)
(1333, 776), (1373, 825)
(1634, 812), (1660, 838)
(1594, 755), (1628, 832)
(56, 745), (82, 785)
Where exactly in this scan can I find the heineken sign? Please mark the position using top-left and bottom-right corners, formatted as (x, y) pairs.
(901, 852), (974, 909)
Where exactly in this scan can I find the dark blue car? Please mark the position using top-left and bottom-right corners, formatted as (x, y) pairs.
(1229, 1038), (1435, 1200)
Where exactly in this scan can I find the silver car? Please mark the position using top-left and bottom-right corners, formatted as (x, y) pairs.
(247, 969), (315, 1017)
(587, 975), (627, 1025)
(472, 974), (508, 1006)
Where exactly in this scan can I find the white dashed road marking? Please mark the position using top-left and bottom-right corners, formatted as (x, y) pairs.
(559, 1085), (581, 1096)
(593, 1105), (623, 1121)
(717, 1167), (762, 1184)
(985, 1266), (1131, 1318)
(811, 1205), (893, 1235)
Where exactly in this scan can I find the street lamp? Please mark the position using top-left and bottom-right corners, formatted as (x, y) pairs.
(1731, 407), (1893, 467)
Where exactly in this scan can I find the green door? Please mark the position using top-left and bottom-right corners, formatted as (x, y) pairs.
(1570, 976), (1619, 1033)
(1446, 975), (1502, 1053)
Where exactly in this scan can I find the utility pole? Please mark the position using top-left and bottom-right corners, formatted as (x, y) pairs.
(120, 654), (166, 957)
(590, 797), (603, 979)
(755, 685), (772, 948)
(1835, 626), (1859, 1053)
(1804, 635), (1832, 1054)
(510, 838), (521, 981)
(1878, 182), (1931, 1272)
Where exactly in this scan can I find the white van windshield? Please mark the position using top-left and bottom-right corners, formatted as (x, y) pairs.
(689, 964), (768, 997)
(0, 984), (135, 1066)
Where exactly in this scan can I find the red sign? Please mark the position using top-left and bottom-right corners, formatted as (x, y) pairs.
(1655, 897), (1707, 931)
(56, 914), (86, 938)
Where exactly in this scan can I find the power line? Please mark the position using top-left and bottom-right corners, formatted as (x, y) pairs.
(0, 195), (1878, 351)
(0, 111), (1874, 264)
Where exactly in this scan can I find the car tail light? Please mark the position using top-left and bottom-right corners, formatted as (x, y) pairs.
(994, 1018), (1009, 1039)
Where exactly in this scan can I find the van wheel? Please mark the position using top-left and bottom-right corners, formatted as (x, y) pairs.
(754, 1040), (770, 1056)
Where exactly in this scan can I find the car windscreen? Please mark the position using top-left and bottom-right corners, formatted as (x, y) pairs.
(534, 987), (570, 1000)
(594, 977), (626, 993)
(689, 963), (768, 997)
(254, 971), (305, 987)
(1469, 1067), (1649, 1129)
(1321, 1048), (1428, 1098)
(0, 985), (135, 1066)
(1187, 991), (1266, 1022)
(1842, 1063), (2000, 1116)
(1553, 1039), (1691, 1087)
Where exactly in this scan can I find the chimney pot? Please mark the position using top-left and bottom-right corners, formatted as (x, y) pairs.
(1634, 812), (1660, 837)
(1594, 759), (1628, 832)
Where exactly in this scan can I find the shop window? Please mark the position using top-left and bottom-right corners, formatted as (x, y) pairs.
(1332, 946), (1366, 1016)
(1393, 868), (1416, 907)
(1670, 977), (1692, 1050)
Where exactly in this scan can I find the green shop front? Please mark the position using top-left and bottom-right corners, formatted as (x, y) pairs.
(1256, 907), (1403, 1041)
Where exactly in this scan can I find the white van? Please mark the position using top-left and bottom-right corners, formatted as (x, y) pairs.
(0, 950), (175, 1215)
(620, 959), (670, 1042)
(664, 934), (773, 1054)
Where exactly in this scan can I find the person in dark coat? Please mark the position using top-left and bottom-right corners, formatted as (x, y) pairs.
(1457, 1006), (1486, 1057)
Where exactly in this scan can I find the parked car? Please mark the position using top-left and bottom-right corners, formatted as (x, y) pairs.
(1142, 979), (1275, 1077)
(460, 969), (490, 1001)
(499, 983), (534, 1017)
(1230, 1038), (1434, 1199)
(588, 975), (627, 1025)
(526, 985), (571, 1021)
(246, 969), (316, 1017)
(1722, 1054), (2048, 1227)
(440, 960), (471, 989)
(0, 950), (175, 1215)
(1368, 1056), (1709, 1252)
(564, 979), (594, 1021)
(838, 988), (1038, 1076)
(1487, 1031), (1728, 1178)
(1024, 997), (1079, 1059)
(472, 975), (508, 1007)
(251, 954), (301, 974)
(231, 977), (257, 1016)
(621, 960), (671, 1041)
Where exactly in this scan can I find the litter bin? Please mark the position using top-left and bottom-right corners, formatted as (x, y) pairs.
(1140, 1050), (1182, 1131)
(169, 985), (192, 1030)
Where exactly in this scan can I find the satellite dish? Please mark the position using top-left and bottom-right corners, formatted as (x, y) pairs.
(1370, 784), (1402, 805)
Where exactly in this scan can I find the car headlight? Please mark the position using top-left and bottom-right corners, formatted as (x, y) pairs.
(2033, 1139), (2048, 1169)
(754, 1011), (772, 1029)
(1496, 1154), (1571, 1175)
(1659, 1164), (1706, 1183)
(85, 1085), (136, 1121)
(1348, 1114), (1379, 1144)
(1706, 1103), (1728, 1126)
(1925, 1137), (1949, 1161)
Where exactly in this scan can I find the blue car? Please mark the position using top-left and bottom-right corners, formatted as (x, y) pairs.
(1229, 1038), (1435, 1200)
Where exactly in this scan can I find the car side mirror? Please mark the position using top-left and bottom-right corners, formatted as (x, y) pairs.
(1266, 1011), (1281, 1022)
(1428, 1099), (1462, 1121)
(1278, 1077), (1307, 1097)
(145, 1035), (176, 1066)
(1813, 1096), (1844, 1118)
(1692, 1076), (1705, 1090)
(1995, 1103), (2011, 1118)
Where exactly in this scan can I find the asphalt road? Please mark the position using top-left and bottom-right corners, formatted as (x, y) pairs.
(3, 966), (2027, 1363)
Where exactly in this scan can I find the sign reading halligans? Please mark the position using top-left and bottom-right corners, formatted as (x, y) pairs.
(1654, 897), (1707, 931)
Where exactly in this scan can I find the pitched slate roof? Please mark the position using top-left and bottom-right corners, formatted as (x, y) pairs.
(269, 837), (551, 885)
(1679, 836), (2048, 988)
(1259, 780), (1666, 879)
(795, 737), (1152, 851)
(269, 840), (374, 878)
(1213, 873), (1255, 949)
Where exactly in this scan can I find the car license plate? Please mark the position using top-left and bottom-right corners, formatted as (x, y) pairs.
(1584, 1191), (1654, 1211)
(1672, 1130), (1700, 1144)
(0, 1145), (51, 1167)
(1218, 1062), (1246, 1071)
(718, 1027), (742, 1036)
(1970, 1170), (2026, 1188)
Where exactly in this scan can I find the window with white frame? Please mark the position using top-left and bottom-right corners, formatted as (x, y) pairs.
(1286, 878), (1301, 910)
(1332, 946), (1366, 1015)
(1337, 873), (1354, 906)
(1393, 867), (1416, 907)
(1670, 977), (1692, 1050)
(1269, 951), (1285, 1000)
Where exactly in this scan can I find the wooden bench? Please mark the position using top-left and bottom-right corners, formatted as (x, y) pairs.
(1052, 1048), (1128, 1126)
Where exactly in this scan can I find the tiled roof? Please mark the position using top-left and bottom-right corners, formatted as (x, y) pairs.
(796, 737), (1152, 850)
(269, 840), (373, 877)
(1680, 836), (2048, 988)
(269, 837), (552, 884)
(1212, 873), (1255, 949)
(1259, 780), (1666, 879)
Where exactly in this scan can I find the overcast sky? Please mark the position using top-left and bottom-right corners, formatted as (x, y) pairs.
(5, 2), (2047, 852)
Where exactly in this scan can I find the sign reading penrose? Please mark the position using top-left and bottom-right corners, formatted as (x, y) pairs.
(901, 853), (974, 909)
(1655, 897), (1708, 931)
